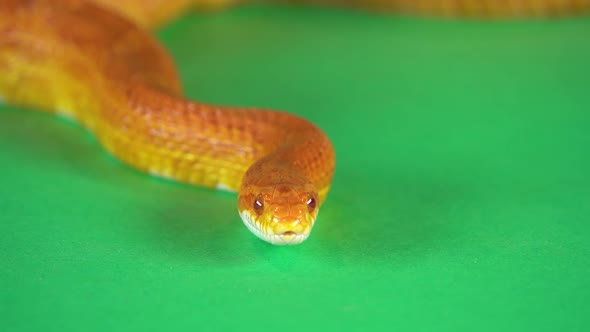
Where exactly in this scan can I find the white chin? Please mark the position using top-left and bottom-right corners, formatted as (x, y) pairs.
(239, 211), (310, 246)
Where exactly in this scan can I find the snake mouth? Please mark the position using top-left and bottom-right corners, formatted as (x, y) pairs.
(239, 210), (310, 245)
(272, 232), (307, 245)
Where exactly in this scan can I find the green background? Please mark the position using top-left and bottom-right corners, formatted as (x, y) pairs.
(1, 5), (589, 331)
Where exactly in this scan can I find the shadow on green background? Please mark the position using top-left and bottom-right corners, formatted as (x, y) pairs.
(1, 5), (589, 331)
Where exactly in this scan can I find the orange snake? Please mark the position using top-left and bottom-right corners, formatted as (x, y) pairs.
(1, 0), (588, 245)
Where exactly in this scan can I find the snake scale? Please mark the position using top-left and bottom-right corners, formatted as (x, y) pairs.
(1, 0), (588, 245)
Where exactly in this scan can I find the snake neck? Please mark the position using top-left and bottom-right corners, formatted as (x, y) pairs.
(119, 85), (335, 196)
(111, 85), (290, 191)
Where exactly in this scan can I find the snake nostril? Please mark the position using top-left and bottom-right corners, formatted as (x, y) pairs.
(281, 231), (297, 236)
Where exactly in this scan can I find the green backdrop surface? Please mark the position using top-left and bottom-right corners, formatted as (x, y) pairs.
(1, 5), (589, 331)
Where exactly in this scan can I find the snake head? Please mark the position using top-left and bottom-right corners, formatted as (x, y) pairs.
(238, 167), (319, 245)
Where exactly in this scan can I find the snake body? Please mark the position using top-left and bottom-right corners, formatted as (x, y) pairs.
(1, 0), (588, 245)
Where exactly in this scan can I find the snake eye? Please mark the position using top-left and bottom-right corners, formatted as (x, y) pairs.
(306, 196), (316, 213)
(254, 194), (264, 215)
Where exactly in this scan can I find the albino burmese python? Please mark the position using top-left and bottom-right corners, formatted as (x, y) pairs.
(1, 0), (588, 245)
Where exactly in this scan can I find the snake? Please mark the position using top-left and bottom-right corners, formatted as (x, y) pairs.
(1, 0), (588, 245)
